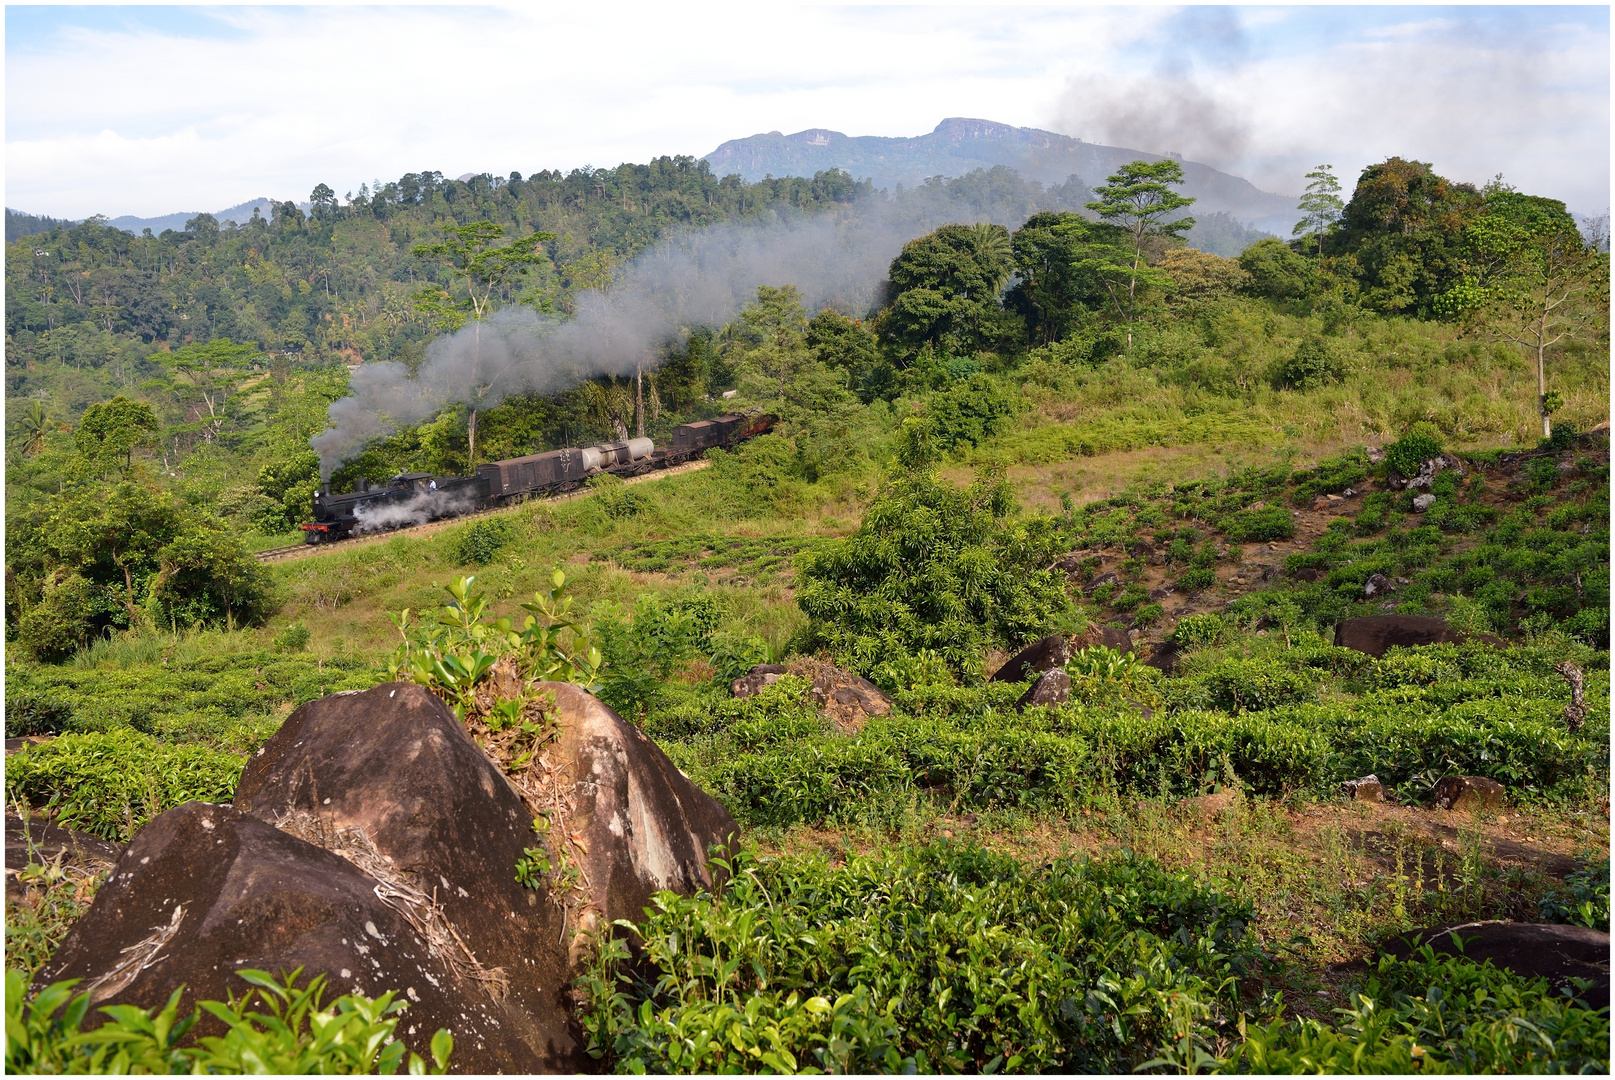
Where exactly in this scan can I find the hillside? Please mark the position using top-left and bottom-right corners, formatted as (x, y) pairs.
(706, 116), (1300, 226)
(5, 152), (1610, 1072)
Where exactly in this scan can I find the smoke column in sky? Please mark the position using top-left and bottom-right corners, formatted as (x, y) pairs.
(311, 181), (1070, 476)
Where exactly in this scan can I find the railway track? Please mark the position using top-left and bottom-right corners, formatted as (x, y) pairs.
(254, 458), (713, 565)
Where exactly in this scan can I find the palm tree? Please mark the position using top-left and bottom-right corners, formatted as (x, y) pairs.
(14, 399), (52, 457)
(970, 222), (1015, 292)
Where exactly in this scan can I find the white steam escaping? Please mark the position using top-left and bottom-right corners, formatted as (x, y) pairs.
(351, 488), (482, 533)
(312, 178), (1074, 477)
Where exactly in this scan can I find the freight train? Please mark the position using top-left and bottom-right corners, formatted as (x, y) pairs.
(301, 412), (775, 544)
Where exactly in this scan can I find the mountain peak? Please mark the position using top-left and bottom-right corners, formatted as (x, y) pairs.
(705, 118), (1297, 226)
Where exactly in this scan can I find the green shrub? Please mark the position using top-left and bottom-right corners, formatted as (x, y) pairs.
(1213, 948), (1608, 1074)
(1172, 613), (1227, 648)
(1198, 657), (1316, 712)
(795, 470), (1070, 679)
(1275, 336), (1343, 390)
(926, 373), (1014, 452)
(1220, 505), (1295, 542)
(1384, 423), (1444, 478)
(16, 573), (99, 662)
(449, 517), (513, 564)
(5, 730), (244, 841)
(579, 845), (1261, 1074)
(272, 621), (311, 652)
(5, 967), (453, 1074)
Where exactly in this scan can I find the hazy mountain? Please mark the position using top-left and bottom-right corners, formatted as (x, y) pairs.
(105, 197), (286, 235)
(705, 118), (1300, 232)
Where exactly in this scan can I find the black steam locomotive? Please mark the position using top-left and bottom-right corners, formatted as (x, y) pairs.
(301, 412), (775, 544)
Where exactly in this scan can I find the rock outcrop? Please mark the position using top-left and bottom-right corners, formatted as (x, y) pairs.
(1015, 668), (1071, 711)
(41, 680), (741, 1073)
(36, 802), (535, 1072)
(730, 663), (787, 698)
(1341, 775), (1384, 802)
(1431, 774), (1505, 812)
(1384, 921), (1610, 1008)
(730, 659), (892, 732)
(785, 658), (892, 732)
(991, 634), (1072, 684)
(1334, 615), (1463, 657)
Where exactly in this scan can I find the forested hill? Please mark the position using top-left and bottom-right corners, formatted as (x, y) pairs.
(4, 158), (884, 412)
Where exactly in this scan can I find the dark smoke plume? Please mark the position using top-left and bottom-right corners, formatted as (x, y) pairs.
(312, 179), (1067, 476)
(1052, 73), (1253, 169)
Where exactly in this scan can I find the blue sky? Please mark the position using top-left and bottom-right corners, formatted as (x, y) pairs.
(6, 5), (1608, 219)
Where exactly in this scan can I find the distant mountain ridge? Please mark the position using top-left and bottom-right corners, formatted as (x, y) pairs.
(6, 197), (291, 241)
(105, 197), (286, 235)
(705, 118), (1299, 230)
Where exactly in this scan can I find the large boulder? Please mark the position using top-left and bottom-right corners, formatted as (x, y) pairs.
(784, 659), (892, 733)
(991, 634), (1072, 684)
(1015, 669), (1071, 711)
(537, 681), (739, 933)
(46, 680), (741, 1073)
(233, 682), (582, 1069)
(1334, 615), (1463, 657)
(1078, 624), (1136, 654)
(1383, 921), (1610, 1009)
(35, 802), (534, 1073)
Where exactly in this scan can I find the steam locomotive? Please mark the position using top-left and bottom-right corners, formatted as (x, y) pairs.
(301, 412), (776, 544)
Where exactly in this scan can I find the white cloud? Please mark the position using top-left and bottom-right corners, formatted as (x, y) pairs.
(5, 5), (1608, 218)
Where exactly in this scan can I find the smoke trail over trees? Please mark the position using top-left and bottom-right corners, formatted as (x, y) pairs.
(311, 174), (1080, 476)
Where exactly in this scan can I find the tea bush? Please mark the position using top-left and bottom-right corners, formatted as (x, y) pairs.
(1383, 423), (1445, 478)
(5, 653), (373, 749)
(6, 967), (453, 1074)
(1213, 948), (1608, 1074)
(1538, 857), (1611, 931)
(1196, 657), (1317, 712)
(579, 844), (1262, 1074)
(5, 730), (243, 841)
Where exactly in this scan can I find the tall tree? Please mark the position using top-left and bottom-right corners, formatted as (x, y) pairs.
(1085, 160), (1196, 341)
(13, 399), (55, 458)
(1292, 165), (1344, 256)
(74, 395), (158, 475)
(734, 285), (810, 404)
(879, 224), (1016, 360)
(1007, 212), (1128, 344)
(1439, 199), (1606, 437)
(162, 338), (260, 444)
(411, 221), (554, 465)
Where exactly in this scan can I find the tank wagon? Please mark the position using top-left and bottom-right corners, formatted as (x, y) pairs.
(302, 412), (775, 544)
